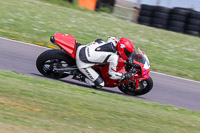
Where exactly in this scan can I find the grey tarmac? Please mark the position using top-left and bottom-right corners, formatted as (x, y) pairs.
(0, 37), (200, 111)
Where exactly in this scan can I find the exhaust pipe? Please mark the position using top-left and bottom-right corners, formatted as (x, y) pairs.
(50, 36), (55, 44)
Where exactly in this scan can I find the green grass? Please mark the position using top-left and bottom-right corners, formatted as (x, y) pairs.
(0, 0), (200, 81)
(0, 70), (200, 133)
(37, 0), (84, 11)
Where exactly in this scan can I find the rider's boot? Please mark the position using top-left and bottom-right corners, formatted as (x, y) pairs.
(73, 70), (96, 86)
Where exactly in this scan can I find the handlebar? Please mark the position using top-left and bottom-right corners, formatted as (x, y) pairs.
(117, 56), (141, 83)
(117, 75), (125, 83)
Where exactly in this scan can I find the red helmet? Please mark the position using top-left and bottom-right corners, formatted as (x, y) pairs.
(116, 37), (134, 60)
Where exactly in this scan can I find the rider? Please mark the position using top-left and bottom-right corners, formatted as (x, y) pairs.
(74, 37), (135, 88)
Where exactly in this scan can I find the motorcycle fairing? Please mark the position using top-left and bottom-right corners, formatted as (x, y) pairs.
(54, 33), (77, 59)
(92, 58), (127, 87)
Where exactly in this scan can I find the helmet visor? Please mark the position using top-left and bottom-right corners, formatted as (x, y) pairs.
(124, 48), (133, 58)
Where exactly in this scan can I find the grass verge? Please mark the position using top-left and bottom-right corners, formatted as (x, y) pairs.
(37, 0), (85, 11)
(0, 0), (200, 81)
(0, 70), (200, 133)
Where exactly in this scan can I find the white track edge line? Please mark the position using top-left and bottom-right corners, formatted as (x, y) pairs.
(1, 36), (200, 84)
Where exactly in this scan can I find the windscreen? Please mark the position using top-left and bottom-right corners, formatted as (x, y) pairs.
(132, 47), (146, 64)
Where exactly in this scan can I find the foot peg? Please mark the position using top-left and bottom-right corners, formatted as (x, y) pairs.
(72, 70), (86, 81)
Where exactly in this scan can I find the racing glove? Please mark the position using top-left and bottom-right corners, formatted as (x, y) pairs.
(132, 64), (140, 69)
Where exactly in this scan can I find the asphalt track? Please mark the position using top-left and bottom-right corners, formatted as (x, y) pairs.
(0, 37), (200, 111)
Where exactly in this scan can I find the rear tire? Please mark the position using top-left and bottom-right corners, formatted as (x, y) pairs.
(151, 18), (168, 25)
(185, 30), (200, 36)
(141, 4), (155, 11)
(154, 6), (171, 13)
(169, 14), (187, 22)
(168, 26), (184, 33)
(171, 8), (191, 16)
(138, 16), (151, 24)
(186, 24), (200, 31)
(153, 12), (169, 19)
(36, 49), (75, 79)
(139, 10), (152, 17)
(118, 77), (153, 96)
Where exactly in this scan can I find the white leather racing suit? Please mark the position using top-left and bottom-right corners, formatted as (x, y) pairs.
(76, 37), (123, 87)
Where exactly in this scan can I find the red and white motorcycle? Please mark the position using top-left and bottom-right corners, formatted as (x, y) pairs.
(36, 33), (153, 96)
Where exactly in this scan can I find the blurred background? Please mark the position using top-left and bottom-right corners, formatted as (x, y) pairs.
(1, 0), (199, 81)
(74, 0), (200, 36)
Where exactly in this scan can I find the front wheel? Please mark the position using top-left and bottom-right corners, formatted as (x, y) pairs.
(36, 49), (75, 79)
(118, 77), (153, 96)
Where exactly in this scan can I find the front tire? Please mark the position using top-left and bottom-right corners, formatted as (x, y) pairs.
(36, 49), (75, 79)
(118, 77), (153, 96)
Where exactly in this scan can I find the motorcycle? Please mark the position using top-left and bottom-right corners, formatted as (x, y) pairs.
(36, 33), (153, 96)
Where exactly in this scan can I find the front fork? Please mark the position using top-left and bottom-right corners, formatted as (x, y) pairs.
(134, 74), (150, 89)
(135, 80), (140, 89)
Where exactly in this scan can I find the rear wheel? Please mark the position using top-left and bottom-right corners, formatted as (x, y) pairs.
(118, 77), (153, 96)
(36, 49), (75, 79)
